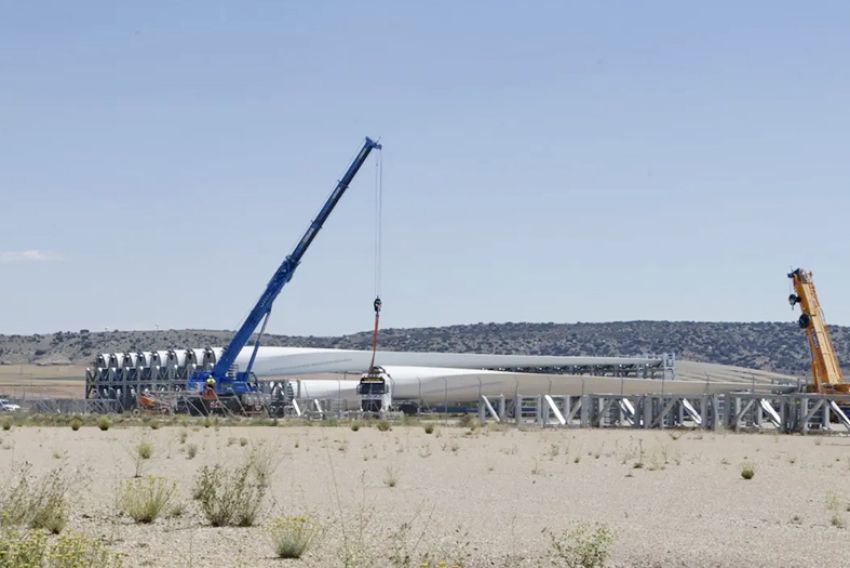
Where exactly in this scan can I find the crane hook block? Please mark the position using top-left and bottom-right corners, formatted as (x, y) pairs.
(373, 297), (382, 313)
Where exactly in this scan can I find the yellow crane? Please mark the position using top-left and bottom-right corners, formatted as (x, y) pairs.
(788, 268), (847, 393)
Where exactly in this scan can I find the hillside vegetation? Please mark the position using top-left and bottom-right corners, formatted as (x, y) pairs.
(0, 321), (842, 376)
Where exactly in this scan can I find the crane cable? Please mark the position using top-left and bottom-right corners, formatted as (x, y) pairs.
(368, 148), (383, 372)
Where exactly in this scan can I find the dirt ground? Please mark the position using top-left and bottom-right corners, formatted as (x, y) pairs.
(1, 421), (848, 567)
(0, 364), (84, 399)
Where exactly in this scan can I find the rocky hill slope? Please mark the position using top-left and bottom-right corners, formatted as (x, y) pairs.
(0, 321), (843, 377)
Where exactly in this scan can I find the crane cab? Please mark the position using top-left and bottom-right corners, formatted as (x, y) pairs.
(358, 367), (392, 414)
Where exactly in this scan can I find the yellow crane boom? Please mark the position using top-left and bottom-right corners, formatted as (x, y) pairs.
(788, 268), (846, 393)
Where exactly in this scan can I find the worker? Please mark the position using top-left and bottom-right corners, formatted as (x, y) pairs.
(202, 376), (217, 405)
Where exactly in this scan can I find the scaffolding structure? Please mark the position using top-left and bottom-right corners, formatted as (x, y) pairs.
(84, 347), (676, 411)
(477, 392), (850, 434)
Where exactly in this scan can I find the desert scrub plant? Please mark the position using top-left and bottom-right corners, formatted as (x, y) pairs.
(1, 420), (11, 432)
(269, 515), (322, 559)
(137, 441), (153, 460)
(248, 446), (279, 489)
(383, 466), (399, 488)
(50, 531), (125, 566)
(741, 463), (755, 480)
(167, 501), (187, 519)
(350, 421), (362, 432)
(70, 417), (82, 431)
(0, 466), (68, 534)
(186, 443), (198, 460)
(547, 523), (614, 568)
(26, 470), (68, 534)
(97, 415), (111, 431)
(376, 420), (391, 432)
(457, 413), (474, 428)
(826, 492), (842, 512)
(118, 476), (176, 524)
(0, 525), (124, 567)
(128, 440), (152, 478)
(194, 463), (265, 527)
(424, 423), (435, 435)
(0, 525), (48, 567)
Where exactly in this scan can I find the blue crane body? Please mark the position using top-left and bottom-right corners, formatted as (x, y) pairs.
(187, 137), (382, 398)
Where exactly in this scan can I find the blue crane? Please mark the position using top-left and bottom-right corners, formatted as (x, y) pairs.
(186, 137), (382, 404)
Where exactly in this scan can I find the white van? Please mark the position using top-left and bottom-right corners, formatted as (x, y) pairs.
(0, 398), (21, 412)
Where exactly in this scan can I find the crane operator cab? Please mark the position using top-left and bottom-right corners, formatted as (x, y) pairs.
(358, 366), (392, 414)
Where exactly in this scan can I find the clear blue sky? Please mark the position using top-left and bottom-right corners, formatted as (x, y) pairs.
(2, 1), (849, 335)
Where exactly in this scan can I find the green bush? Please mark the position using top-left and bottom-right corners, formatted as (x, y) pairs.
(0, 526), (46, 567)
(194, 463), (265, 527)
(1, 420), (11, 432)
(118, 476), (175, 524)
(0, 526), (123, 567)
(137, 442), (153, 460)
(350, 422), (361, 432)
(424, 424), (435, 435)
(376, 420), (391, 432)
(0, 467), (68, 534)
(741, 464), (755, 480)
(97, 416), (111, 431)
(168, 502), (187, 519)
(269, 515), (321, 559)
(247, 447), (278, 489)
(547, 523), (614, 568)
(69, 417), (82, 431)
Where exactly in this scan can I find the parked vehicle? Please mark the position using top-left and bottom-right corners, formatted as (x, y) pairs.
(0, 398), (21, 412)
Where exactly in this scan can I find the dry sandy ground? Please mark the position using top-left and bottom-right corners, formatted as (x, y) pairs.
(1, 422), (849, 567)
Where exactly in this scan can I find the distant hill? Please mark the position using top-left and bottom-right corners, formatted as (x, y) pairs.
(0, 321), (842, 377)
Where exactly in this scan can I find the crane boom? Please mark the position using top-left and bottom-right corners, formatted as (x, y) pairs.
(788, 268), (846, 392)
(189, 137), (382, 395)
